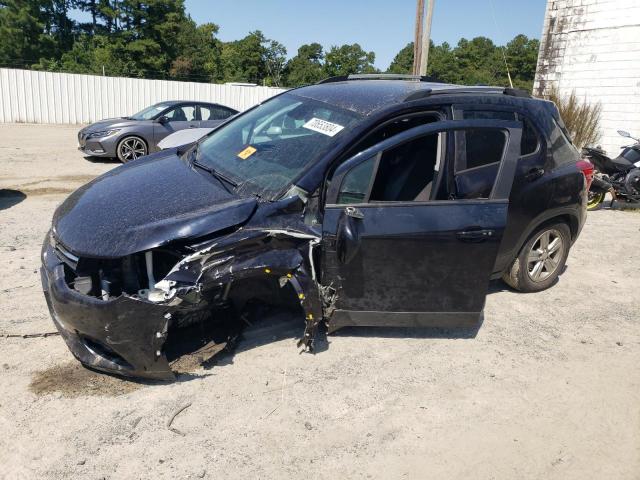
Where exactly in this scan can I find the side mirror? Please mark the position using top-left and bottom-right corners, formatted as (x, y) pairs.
(157, 115), (169, 125)
(336, 207), (364, 265)
(618, 130), (631, 138)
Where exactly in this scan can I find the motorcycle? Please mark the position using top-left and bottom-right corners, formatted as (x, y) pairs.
(582, 130), (640, 210)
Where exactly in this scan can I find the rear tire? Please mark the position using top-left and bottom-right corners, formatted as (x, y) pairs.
(502, 222), (571, 292)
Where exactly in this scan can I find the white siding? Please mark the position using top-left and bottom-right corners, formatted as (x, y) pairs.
(534, 0), (640, 156)
(0, 68), (285, 124)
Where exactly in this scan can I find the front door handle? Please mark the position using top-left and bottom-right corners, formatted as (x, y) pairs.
(456, 229), (495, 242)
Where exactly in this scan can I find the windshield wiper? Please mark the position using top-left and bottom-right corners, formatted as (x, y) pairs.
(188, 148), (238, 194)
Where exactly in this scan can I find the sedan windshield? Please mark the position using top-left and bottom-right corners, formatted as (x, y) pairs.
(195, 94), (363, 199)
(130, 103), (173, 120)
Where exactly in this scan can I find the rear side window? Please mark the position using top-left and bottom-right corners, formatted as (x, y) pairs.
(200, 105), (234, 120)
(335, 126), (511, 204)
(460, 110), (539, 156)
(454, 129), (507, 199)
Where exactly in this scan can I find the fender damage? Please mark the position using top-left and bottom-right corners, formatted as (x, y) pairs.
(41, 194), (334, 381)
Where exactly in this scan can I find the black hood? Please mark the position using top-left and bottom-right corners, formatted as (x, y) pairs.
(53, 151), (258, 258)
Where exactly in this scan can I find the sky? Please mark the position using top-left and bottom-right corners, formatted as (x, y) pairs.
(185, 0), (548, 69)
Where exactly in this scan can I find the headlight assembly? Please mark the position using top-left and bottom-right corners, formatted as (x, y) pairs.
(87, 129), (120, 139)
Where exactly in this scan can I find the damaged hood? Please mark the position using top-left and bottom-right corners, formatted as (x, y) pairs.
(53, 151), (258, 258)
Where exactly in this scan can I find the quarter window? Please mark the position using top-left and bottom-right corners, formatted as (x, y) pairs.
(337, 156), (375, 204)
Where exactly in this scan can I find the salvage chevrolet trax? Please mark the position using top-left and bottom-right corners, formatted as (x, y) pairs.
(41, 75), (588, 380)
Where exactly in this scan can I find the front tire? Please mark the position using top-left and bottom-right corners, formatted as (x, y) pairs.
(116, 136), (147, 163)
(502, 222), (571, 292)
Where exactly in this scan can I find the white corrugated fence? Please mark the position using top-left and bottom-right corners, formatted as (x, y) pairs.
(0, 68), (286, 124)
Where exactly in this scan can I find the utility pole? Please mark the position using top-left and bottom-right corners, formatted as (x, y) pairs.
(412, 0), (424, 75)
(419, 0), (435, 76)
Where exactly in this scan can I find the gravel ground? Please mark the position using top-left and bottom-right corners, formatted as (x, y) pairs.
(1, 123), (639, 480)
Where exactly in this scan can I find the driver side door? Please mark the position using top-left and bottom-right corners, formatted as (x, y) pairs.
(321, 119), (522, 332)
(153, 103), (199, 145)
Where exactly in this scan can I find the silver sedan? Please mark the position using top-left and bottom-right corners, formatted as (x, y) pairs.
(77, 101), (238, 162)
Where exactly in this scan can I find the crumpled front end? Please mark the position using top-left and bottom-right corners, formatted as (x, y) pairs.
(41, 206), (329, 380)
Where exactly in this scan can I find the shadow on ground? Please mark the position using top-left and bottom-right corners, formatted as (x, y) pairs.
(84, 155), (120, 164)
(0, 189), (26, 210)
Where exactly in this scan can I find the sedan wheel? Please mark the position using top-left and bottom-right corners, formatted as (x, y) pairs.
(117, 136), (147, 163)
(502, 222), (571, 292)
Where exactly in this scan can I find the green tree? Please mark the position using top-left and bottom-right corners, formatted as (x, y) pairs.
(170, 22), (222, 82)
(219, 30), (285, 85)
(284, 42), (324, 86)
(387, 42), (413, 74)
(386, 35), (540, 90)
(263, 39), (286, 87)
(324, 43), (377, 77)
(504, 34), (540, 90)
(0, 0), (55, 66)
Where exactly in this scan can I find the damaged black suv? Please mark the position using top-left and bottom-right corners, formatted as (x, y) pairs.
(41, 75), (588, 380)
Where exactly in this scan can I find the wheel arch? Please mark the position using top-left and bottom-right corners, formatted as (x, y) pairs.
(503, 208), (582, 275)
(118, 133), (149, 150)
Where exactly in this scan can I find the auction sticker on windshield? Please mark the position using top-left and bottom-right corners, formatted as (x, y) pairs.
(237, 145), (257, 160)
(303, 118), (344, 137)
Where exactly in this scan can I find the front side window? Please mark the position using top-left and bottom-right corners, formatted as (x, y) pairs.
(165, 105), (196, 122)
(338, 133), (443, 204)
(129, 103), (173, 120)
(196, 94), (363, 199)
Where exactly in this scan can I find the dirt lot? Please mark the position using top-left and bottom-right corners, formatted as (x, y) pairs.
(1, 123), (639, 480)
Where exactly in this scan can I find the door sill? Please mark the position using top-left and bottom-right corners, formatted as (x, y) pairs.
(327, 310), (482, 333)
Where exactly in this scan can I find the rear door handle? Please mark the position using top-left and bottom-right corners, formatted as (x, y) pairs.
(456, 229), (495, 242)
(525, 167), (545, 182)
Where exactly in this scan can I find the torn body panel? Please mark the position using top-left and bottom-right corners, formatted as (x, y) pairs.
(42, 195), (329, 380)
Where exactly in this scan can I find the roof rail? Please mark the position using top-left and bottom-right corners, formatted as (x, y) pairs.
(403, 86), (505, 102)
(503, 87), (532, 98)
(317, 74), (438, 84)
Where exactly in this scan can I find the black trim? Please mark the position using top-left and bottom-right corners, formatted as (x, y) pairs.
(327, 310), (481, 333)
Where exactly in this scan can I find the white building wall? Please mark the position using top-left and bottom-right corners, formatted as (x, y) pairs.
(0, 68), (286, 125)
(534, 0), (640, 156)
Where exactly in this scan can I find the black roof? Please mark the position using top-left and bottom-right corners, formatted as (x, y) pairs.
(291, 80), (509, 116)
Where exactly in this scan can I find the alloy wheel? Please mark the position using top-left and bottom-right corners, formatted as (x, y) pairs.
(526, 229), (565, 282)
(118, 137), (147, 162)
